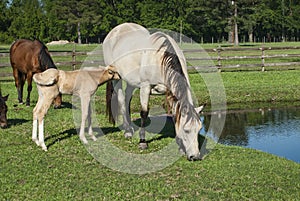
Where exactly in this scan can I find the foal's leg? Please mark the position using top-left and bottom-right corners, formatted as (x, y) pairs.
(79, 96), (90, 144)
(32, 105), (39, 144)
(87, 99), (97, 141)
(37, 95), (55, 151)
(139, 84), (151, 149)
(32, 89), (56, 151)
(32, 94), (44, 144)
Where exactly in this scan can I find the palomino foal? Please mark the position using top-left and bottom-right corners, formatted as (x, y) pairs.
(32, 66), (120, 151)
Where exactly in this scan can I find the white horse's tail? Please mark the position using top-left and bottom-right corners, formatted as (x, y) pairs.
(33, 68), (59, 86)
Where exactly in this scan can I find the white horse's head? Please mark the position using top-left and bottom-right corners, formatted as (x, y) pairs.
(174, 103), (203, 161)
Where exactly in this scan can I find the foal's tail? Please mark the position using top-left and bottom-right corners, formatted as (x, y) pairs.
(106, 80), (117, 125)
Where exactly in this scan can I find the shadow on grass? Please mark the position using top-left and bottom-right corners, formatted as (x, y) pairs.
(45, 128), (78, 149)
(57, 101), (74, 109)
(7, 118), (29, 127)
(132, 115), (205, 148)
(44, 115), (204, 150)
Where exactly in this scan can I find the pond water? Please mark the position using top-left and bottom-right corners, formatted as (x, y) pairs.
(202, 107), (300, 163)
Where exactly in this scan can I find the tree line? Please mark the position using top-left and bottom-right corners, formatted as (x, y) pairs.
(1, 0), (299, 44)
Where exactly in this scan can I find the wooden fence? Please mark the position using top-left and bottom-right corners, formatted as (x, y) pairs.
(1, 46), (300, 76)
(183, 46), (300, 72)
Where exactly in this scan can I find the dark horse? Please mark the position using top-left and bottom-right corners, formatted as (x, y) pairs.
(10, 39), (62, 107)
(0, 88), (9, 128)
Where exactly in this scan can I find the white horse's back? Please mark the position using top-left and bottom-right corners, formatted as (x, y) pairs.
(103, 23), (154, 86)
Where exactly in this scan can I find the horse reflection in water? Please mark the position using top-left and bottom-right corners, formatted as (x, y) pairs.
(10, 39), (61, 107)
(104, 23), (204, 161)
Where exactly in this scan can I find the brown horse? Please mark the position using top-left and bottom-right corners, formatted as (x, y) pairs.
(10, 39), (62, 107)
(0, 88), (9, 129)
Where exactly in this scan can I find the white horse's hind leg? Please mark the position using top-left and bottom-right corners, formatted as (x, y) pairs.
(123, 85), (135, 138)
(114, 81), (134, 138)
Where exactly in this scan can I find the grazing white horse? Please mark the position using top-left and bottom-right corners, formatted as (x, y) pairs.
(32, 66), (120, 151)
(104, 23), (203, 160)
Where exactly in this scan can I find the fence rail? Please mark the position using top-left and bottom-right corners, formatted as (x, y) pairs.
(1, 46), (300, 73)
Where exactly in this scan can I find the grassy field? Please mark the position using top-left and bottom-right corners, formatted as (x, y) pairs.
(1, 42), (300, 200)
(1, 68), (300, 200)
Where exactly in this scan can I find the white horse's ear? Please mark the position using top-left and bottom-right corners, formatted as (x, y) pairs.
(195, 104), (206, 114)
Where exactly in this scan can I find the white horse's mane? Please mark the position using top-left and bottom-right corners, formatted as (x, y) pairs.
(151, 32), (198, 124)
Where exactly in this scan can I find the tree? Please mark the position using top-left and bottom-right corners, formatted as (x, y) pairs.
(8, 0), (45, 41)
(0, 0), (10, 42)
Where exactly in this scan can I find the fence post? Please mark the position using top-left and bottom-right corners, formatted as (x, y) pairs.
(260, 46), (265, 72)
(72, 43), (76, 70)
(217, 45), (222, 72)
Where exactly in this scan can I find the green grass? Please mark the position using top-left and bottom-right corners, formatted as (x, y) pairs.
(1, 69), (300, 200)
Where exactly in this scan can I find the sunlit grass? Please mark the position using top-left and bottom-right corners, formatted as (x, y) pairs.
(0, 43), (300, 200)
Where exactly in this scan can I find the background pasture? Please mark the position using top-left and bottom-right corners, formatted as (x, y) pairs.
(0, 42), (299, 200)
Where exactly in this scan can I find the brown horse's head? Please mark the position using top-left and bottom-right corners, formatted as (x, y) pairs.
(0, 90), (9, 129)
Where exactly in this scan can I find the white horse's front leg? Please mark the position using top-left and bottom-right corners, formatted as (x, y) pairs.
(38, 119), (47, 151)
(139, 83), (151, 149)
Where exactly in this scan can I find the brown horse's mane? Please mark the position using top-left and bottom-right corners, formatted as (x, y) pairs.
(34, 39), (57, 70)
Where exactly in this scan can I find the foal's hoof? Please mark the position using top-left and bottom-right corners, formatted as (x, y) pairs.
(41, 145), (48, 152)
(139, 142), (148, 150)
(81, 137), (88, 144)
(124, 132), (133, 138)
(91, 135), (97, 141)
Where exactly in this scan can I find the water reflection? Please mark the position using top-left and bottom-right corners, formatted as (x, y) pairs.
(202, 107), (300, 163)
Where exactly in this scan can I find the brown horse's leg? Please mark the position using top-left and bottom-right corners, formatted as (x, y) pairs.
(53, 93), (62, 109)
(26, 73), (33, 106)
(13, 69), (25, 104)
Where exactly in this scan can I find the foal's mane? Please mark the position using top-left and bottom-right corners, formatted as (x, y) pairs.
(36, 39), (56, 70)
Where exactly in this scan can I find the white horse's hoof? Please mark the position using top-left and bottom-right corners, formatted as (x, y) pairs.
(139, 142), (148, 150)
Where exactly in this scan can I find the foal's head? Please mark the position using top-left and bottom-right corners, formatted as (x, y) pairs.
(0, 91), (9, 129)
(99, 66), (120, 84)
